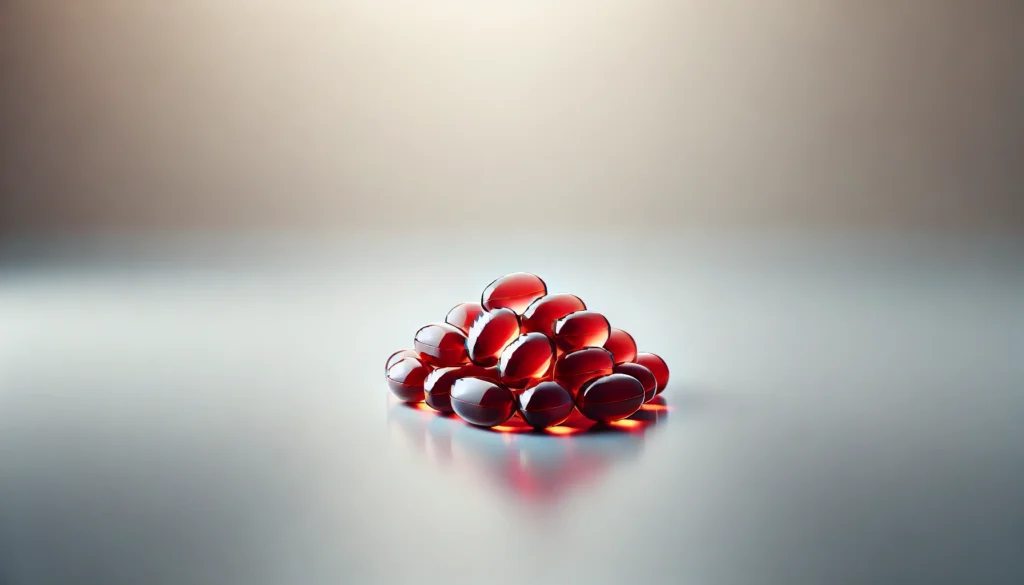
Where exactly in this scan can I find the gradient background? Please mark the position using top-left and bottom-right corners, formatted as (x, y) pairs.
(1, 2), (1022, 584)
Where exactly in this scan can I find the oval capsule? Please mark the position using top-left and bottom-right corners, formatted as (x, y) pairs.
(516, 381), (574, 429)
(603, 328), (638, 364)
(386, 356), (432, 402)
(414, 323), (470, 368)
(466, 308), (521, 367)
(445, 302), (484, 334)
(613, 362), (657, 403)
(498, 333), (555, 389)
(423, 365), (498, 413)
(521, 293), (586, 335)
(385, 349), (421, 372)
(450, 377), (516, 427)
(553, 347), (615, 396)
(553, 310), (611, 351)
(481, 272), (547, 315)
(635, 352), (670, 394)
(576, 373), (645, 423)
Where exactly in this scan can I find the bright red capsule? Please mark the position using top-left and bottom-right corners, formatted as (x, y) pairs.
(385, 349), (421, 372)
(521, 293), (586, 335)
(423, 365), (498, 413)
(553, 347), (614, 396)
(635, 352), (670, 394)
(576, 373), (645, 423)
(450, 377), (516, 427)
(613, 362), (657, 403)
(553, 310), (610, 351)
(498, 333), (555, 389)
(481, 273), (547, 315)
(386, 356), (432, 402)
(414, 323), (470, 368)
(466, 308), (520, 367)
(603, 328), (637, 364)
(445, 302), (484, 334)
(516, 381), (574, 429)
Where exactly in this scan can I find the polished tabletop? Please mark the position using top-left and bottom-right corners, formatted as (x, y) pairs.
(1, 230), (1021, 585)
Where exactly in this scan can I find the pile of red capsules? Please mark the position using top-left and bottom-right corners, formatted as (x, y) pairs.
(385, 272), (670, 429)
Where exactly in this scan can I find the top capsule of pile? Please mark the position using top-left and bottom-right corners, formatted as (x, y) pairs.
(481, 272), (547, 315)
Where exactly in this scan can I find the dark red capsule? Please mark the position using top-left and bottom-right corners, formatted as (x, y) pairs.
(553, 347), (615, 396)
(414, 323), (470, 368)
(481, 273), (547, 315)
(521, 293), (586, 335)
(498, 332), (555, 389)
(516, 381), (574, 429)
(450, 377), (516, 427)
(635, 352), (670, 394)
(576, 373), (645, 423)
(385, 349), (420, 372)
(614, 362), (657, 403)
(553, 310), (611, 351)
(466, 308), (520, 367)
(603, 328), (638, 364)
(386, 356), (432, 402)
(423, 365), (498, 413)
(445, 302), (484, 334)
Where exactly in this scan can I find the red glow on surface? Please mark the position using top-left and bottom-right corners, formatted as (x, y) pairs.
(640, 402), (672, 412)
(610, 419), (644, 430)
(412, 402), (435, 413)
(545, 426), (584, 436)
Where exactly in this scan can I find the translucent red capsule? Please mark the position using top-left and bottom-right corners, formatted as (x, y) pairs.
(613, 362), (657, 403)
(553, 347), (615, 396)
(516, 381), (574, 429)
(481, 273), (547, 315)
(553, 310), (610, 351)
(445, 302), (484, 334)
(423, 365), (498, 413)
(521, 293), (586, 335)
(498, 332), (555, 389)
(466, 308), (520, 367)
(450, 377), (516, 427)
(414, 323), (470, 368)
(603, 328), (638, 364)
(386, 356), (432, 402)
(385, 349), (421, 372)
(635, 352), (670, 394)
(576, 373), (645, 423)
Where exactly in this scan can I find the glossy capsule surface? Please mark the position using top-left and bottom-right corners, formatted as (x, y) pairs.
(450, 377), (516, 427)
(481, 273), (547, 315)
(576, 373), (645, 423)
(553, 310), (611, 351)
(613, 362), (657, 403)
(386, 356), (432, 402)
(445, 302), (484, 334)
(385, 349), (421, 372)
(423, 365), (497, 413)
(521, 293), (586, 335)
(466, 308), (520, 367)
(603, 328), (638, 364)
(516, 381), (574, 429)
(414, 323), (470, 368)
(498, 333), (555, 389)
(635, 352), (670, 393)
(553, 347), (615, 396)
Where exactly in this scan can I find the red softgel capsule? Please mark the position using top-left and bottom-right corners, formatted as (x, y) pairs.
(445, 302), (484, 334)
(553, 310), (611, 351)
(553, 347), (615, 396)
(450, 377), (516, 427)
(414, 323), (470, 368)
(635, 352), (670, 394)
(385, 349), (421, 372)
(423, 365), (498, 413)
(516, 380), (574, 429)
(576, 373), (645, 423)
(613, 362), (657, 403)
(386, 356), (432, 402)
(498, 332), (555, 389)
(466, 308), (520, 367)
(481, 273), (547, 315)
(521, 293), (586, 335)
(603, 328), (638, 364)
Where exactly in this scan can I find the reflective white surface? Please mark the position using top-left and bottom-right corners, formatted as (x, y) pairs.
(1, 230), (1022, 584)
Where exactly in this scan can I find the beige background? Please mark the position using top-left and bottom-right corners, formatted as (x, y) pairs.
(2, 1), (1022, 233)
